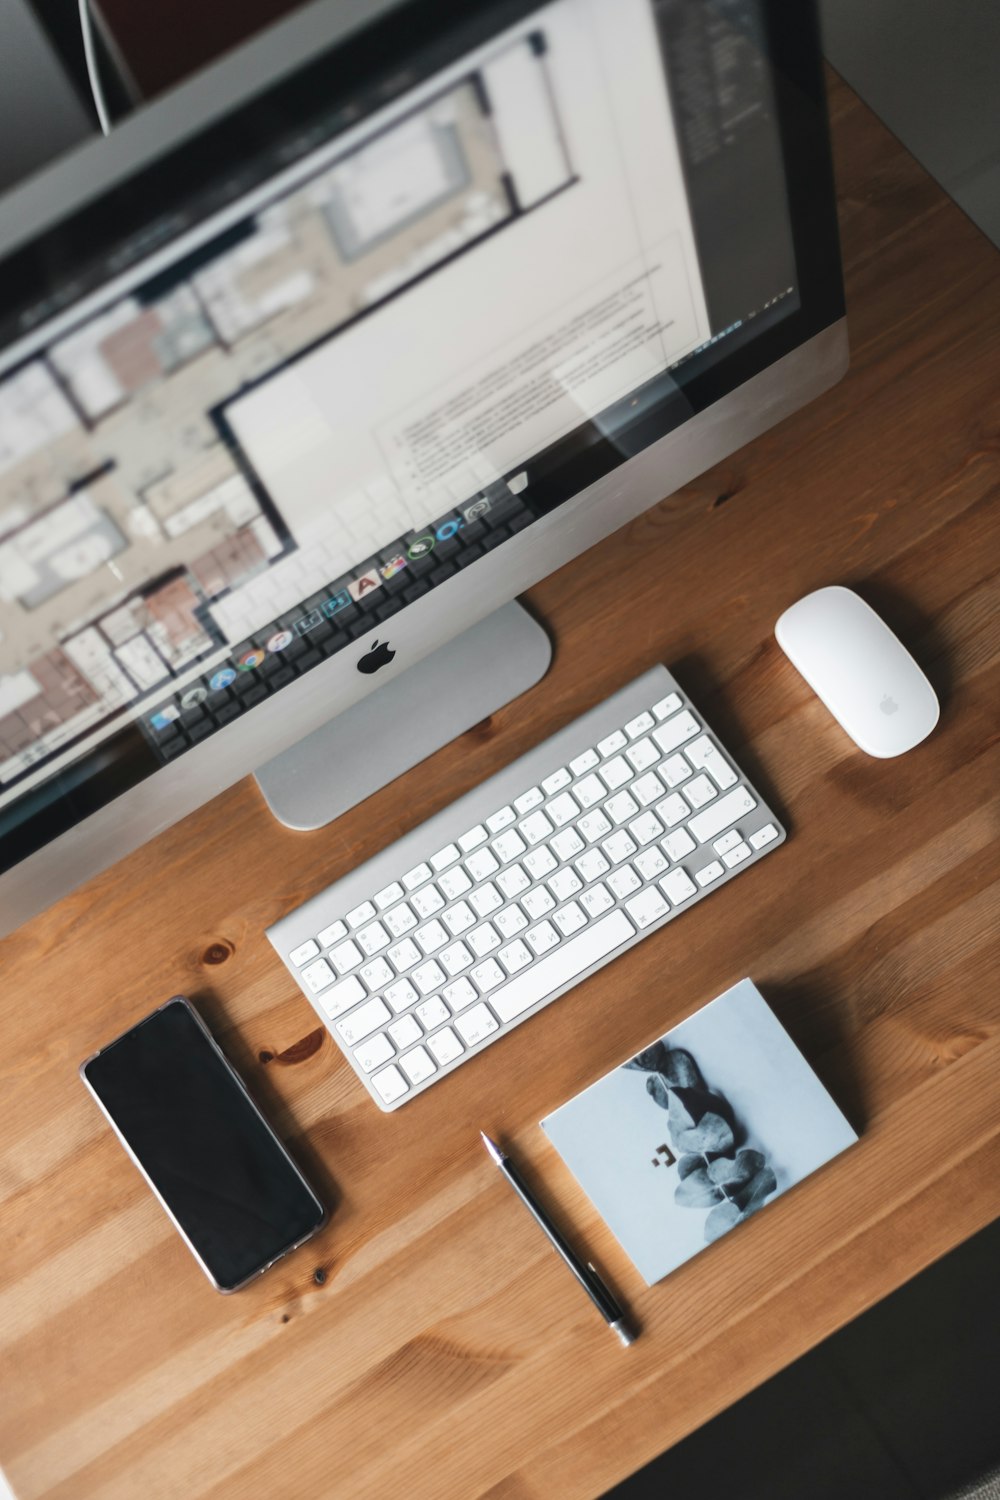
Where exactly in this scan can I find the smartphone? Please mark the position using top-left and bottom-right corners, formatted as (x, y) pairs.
(80, 996), (326, 1292)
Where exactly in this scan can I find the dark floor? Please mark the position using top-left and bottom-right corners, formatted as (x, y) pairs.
(607, 1217), (1000, 1500)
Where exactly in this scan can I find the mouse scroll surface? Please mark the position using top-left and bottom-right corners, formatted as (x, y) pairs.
(775, 586), (939, 758)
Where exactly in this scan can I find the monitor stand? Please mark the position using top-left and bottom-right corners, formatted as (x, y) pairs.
(254, 600), (552, 831)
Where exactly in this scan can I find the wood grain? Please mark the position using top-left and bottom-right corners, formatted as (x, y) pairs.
(1, 72), (999, 1500)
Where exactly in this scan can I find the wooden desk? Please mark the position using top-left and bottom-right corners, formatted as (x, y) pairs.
(1, 74), (998, 1500)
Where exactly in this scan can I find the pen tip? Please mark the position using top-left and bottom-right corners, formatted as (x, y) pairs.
(479, 1130), (503, 1163)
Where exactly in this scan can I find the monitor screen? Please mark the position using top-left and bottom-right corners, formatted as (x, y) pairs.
(0, 0), (837, 872)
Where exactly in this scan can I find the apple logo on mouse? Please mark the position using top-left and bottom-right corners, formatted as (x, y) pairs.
(880, 693), (899, 716)
(358, 638), (395, 674)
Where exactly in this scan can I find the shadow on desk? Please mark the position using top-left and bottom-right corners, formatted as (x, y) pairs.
(606, 1217), (1000, 1500)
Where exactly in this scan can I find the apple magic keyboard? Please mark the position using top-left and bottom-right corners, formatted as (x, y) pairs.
(267, 665), (785, 1110)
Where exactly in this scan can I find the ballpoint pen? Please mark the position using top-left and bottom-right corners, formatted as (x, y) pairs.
(480, 1130), (636, 1347)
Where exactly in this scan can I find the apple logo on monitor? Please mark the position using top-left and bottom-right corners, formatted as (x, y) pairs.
(358, 639), (395, 675)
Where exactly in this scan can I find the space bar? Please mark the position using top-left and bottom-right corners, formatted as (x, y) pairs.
(490, 910), (636, 1024)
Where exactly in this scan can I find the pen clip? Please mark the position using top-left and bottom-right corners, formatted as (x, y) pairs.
(586, 1260), (614, 1299)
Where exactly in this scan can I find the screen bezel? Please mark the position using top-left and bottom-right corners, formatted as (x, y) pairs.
(0, 0), (843, 883)
(80, 996), (326, 1292)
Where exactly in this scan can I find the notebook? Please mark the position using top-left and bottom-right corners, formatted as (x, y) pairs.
(540, 978), (858, 1285)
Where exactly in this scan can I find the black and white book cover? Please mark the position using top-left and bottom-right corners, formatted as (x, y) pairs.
(540, 979), (858, 1285)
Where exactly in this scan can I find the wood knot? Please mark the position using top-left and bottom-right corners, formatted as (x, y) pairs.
(313, 1267), (327, 1286)
(202, 940), (234, 965)
(258, 1029), (324, 1067)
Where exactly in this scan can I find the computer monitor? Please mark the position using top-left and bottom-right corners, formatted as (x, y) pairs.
(0, 0), (846, 937)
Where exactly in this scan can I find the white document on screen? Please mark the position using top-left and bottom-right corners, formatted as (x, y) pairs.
(224, 0), (711, 557)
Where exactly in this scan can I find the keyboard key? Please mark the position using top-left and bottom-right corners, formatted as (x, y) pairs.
(551, 828), (585, 861)
(471, 958), (505, 992)
(750, 823), (780, 849)
(548, 867), (583, 902)
(415, 919), (449, 954)
(356, 921), (390, 956)
(427, 1027), (463, 1066)
(656, 793), (689, 828)
(696, 860), (725, 886)
(662, 828), (696, 861)
(374, 881), (404, 910)
(411, 885), (445, 919)
(466, 847), (500, 882)
(553, 900), (587, 936)
(686, 735), (738, 789)
(402, 862), (432, 891)
(578, 809), (612, 843)
(683, 774), (717, 810)
(431, 844), (460, 873)
(625, 711), (655, 738)
(603, 829), (637, 863)
(714, 828), (744, 855)
(723, 841), (752, 868)
(581, 882), (614, 917)
(524, 846), (558, 880)
(470, 882), (503, 917)
(491, 910), (635, 1023)
(606, 790), (639, 825)
(546, 792), (579, 827)
(625, 885), (670, 928)
(384, 902), (418, 937)
(388, 1013), (422, 1049)
(290, 939), (320, 966)
(317, 919), (348, 948)
(372, 1064), (408, 1105)
(492, 829), (527, 863)
(570, 748), (599, 776)
(440, 940), (473, 976)
(486, 805), (516, 833)
(522, 885), (556, 920)
(634, 846), (668, 880)
(628, 811), (663, 846)
(660, 753), (692, 788)
(438, 866), (472, 901)
(575, 848), (610, 882)
(301, 958), (336, 993)
(330, 939), (363, 974)
(412, 959), (446, 995)
(443, 976), (478, 1011)
(458, 824), (488, 852)
(497, 864), (531, 899)
(574, 773), (606, 810)
(599, 755), (633, 791)
(495, 906), (528, 938)
(632, 772), (664, 807)
(527, 919), (560, 955)
(416, 996), (451, 1030)
(652, 710), (700, 754)
(597, 730), (627, 756)
(346, 900), (377, 928)
(542, 767), (571, 795)
(337, 996), (392, 1045)
(626, 737), (659, 772)
(388, 937), (421, 972)
(455, 1003), (500, 1048)
(660, 868), (697, 904)
(360, 955), (394, 991)
(652, 692), (682, 719)
(515, 787), (544, 814)
(318, 974), (366, 1017)
(468, 922), (501, 957)
(399, 1046), (436, 1086)
(688, 786), (756, 843)
(608, 866), (641, 900)
(498, 938), (533, 974)
(519, 810), (554, 845)
(442, 899), (476, 935)
(384, 978), (419, 1012)
(354, 1033), (394, 1072)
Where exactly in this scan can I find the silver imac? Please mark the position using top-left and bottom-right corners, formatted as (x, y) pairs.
(0, 0), (847, 937)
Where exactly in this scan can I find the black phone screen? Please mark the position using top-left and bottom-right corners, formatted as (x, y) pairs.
(82, 999), (325, 1290)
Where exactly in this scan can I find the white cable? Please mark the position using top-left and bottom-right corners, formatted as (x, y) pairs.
(78, 0), (112, 135)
